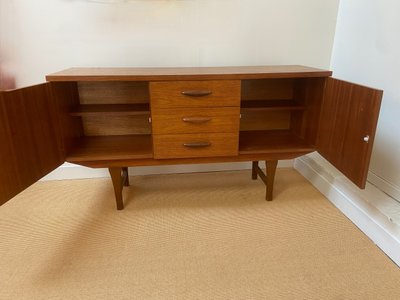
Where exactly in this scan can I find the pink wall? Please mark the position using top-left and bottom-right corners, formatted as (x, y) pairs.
(0, 65), (16, 90)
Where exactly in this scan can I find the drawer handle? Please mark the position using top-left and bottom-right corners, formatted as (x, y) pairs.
(183, 142), (211, 148)
(181, 90), (212, 97)
(182, 117), (212, 124)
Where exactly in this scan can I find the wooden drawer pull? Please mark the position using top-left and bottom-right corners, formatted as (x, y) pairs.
(182, 117), (212, 124)
(183, 142), (211, 148)
(181, 90), (212, 97)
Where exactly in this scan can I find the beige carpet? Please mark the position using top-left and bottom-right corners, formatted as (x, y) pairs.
(0, 169), (399, 299)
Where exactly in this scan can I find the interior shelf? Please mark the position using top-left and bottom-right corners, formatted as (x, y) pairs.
(66, 135), (153, 162)
(239, 130), (314, 155)
(240, 100), (305, 111)
(70, 104), (150, 117)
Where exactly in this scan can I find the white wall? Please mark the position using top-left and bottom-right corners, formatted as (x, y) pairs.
(0, 0), (339, 178)
(1, 0), (339, 87)
(330, 0), (400, 201)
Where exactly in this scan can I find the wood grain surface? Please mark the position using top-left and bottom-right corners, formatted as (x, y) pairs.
(66, 135), (153, 162)
(82, 115), (151, 136)
(317, 78), (382, 188)
(78, 81), (149, 104)
(46, 65), (332, 81)
(240, 111), (291, 131)
(152, 107), (240, 135)
(153, 132), (238, 159)
(70, 104), (150, 117)
(150, 80), (240, 109)
(0, 83), (64, 205)
(241, 78), (294, 101)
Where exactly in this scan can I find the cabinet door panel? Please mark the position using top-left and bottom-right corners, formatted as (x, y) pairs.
(0, 83), (65, 205)
(317, 78), (382, 188)
(0, 102), (21, 203)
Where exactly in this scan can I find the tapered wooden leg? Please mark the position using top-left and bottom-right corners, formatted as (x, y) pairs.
(109, 167), (124, 210)
(251, 160), (279, 201)
(265, 160), (278, 201)
(252, 161), (258, 180)
(122, 167), (130, 187)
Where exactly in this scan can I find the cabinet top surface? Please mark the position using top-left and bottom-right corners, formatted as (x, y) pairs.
(46, 65), (332, 82)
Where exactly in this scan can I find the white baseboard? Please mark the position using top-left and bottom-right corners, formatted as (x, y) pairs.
(368, 171), (400, 202)
(295, 154), (400, 266)
(41, 160), (294, 181)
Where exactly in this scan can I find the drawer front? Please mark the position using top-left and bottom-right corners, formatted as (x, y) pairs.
(150, 80), (241, 109)
(153, 133), (238, 159)
(152, 107), (240, 135)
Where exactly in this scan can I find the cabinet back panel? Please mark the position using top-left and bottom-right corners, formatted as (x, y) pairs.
(78, 82), (149, 104)
(82, 115), (151, 136)
(240, 111), (290, 131)
(241, 79), (294, 101)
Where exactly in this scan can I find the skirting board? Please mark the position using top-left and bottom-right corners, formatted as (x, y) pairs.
(41, 160), (294, 181)
(368, 171), (400, 203)
(295, 154), (400, 267)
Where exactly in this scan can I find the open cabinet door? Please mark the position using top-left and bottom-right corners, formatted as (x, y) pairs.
(317, 78), (382, 189)
(0, 83), (65, 205)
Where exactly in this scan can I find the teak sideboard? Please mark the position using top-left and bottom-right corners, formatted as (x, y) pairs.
(0, 66), (382, 210)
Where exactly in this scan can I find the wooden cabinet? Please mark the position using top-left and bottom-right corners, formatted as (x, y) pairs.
(0, 66), (383, 210)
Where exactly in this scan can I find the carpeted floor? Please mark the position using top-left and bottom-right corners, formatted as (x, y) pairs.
(0, 168), (399, 299)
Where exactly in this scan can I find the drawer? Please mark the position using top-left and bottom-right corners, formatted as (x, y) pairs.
(150, 80), (241, 109)
(153, 133), (238, 159)
(152, 107), (240, 135)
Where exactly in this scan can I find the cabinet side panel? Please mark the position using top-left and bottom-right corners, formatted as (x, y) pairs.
(51, 82), (83, 154)
(317, 78), (382, 188)
(291, 78), (325, 145)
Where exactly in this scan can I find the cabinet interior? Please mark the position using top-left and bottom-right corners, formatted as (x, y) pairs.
(56, 81), (153, 162)
(239, 77), (325, 155)
(77, 81), (151, 136)
(58, 77), (325, 163)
